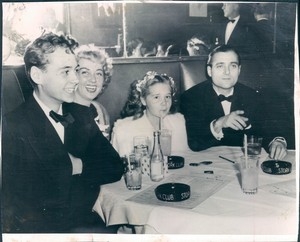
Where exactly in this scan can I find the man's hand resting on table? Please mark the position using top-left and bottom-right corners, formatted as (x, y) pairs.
(213, 110), (248, 133)
(269, 140), (287, 160)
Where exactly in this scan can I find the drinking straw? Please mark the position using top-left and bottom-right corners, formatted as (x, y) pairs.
(127, 154), (131, 172)
(244, 134), (248, 167)
(159, 116), (162, 131)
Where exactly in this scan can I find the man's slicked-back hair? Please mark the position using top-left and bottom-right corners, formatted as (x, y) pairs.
(24, 33), (79, 87)
(206, 45), (241, 67)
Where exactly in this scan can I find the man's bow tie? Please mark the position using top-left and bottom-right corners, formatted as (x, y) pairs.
(49, 111), (74, 127)
(228, 19), (235, 23)
(218, 94), (234, 102)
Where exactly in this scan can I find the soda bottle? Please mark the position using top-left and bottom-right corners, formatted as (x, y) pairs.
(150, 131), (164, 181)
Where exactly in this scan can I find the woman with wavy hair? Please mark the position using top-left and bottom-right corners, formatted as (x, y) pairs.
(111, 71), (190, 156)
(67, 44), (113, 139)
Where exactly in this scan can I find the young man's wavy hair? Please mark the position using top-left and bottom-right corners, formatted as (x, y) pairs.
(24, 33), (79, 88)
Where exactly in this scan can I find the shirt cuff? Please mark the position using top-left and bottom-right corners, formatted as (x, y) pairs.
(210, 120), (224, 140)
(268, 137), (287, 148)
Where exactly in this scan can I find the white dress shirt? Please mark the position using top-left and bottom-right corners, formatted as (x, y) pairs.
(210, 89), (234, 140)
(208, 89), (287, 147)
(225, 15), (240, 44)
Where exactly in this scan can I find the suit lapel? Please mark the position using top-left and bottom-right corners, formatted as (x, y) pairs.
(229, 19), (239, 41)
(25, 96), (63, 145)
(25, 97), (72, 173)
(230, 86), (238, 112)
(204, 82), (224, 118)
(228, 16), (247, 45)
(230, 84), (244, 112)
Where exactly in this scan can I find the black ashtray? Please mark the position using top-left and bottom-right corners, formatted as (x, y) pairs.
(168, 156), (184, 169)
(261, 160), (292, 175)
(155, 183), (190, 202)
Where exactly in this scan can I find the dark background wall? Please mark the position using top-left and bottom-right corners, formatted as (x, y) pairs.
(68, 2), (295, 57)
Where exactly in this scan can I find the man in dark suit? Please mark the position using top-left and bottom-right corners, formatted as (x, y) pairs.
(213, 3), (257, 54)
(180, 45), (287, 160)
(252, 3), (274, 53)
(2, 33), (123, 233)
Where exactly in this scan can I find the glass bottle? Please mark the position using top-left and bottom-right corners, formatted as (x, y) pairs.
(150, 131), (164, 182)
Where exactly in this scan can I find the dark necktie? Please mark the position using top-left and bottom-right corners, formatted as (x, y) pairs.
(49, 111), (74, 127)
(228, 19), (235, 23)
(218, 94), (233, 102)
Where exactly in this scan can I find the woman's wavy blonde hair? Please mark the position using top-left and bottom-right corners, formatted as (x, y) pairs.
(75, 44), (113, 93)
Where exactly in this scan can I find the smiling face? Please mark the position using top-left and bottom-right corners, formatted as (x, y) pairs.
(75, 58), (105, 106)
(34, 47), (79, 110)
(207, 50), (241, 95)
(141, 82), (172, 119)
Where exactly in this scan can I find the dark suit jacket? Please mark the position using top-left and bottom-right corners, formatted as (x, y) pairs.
(2, 96), (123, 232)
(180, 80), (270, 152)
(64, 102), (123, 187)
(251, 19), (274, 53)
(214, 16), (257, 54)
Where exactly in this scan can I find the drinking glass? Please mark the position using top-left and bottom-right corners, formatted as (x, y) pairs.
(243, 135), (263, 156)
(160, 129), (172, 156)
(123, 154), (142, 190)
(133, 136), (150, 175)
(239, 155), (260, 194)
(134, 136), (149, 155)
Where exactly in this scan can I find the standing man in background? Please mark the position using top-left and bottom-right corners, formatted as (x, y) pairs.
(213, 3), (257, 54)
(252, 3), (275, 53)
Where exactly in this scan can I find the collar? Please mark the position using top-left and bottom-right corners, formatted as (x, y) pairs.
(257, 17), (269, 21)
(33, 91), (63, 115)
(212, 86), (234, 97)
(228, 15), (240, 23)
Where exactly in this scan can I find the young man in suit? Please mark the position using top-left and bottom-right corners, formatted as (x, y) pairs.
(180, 45), (287, 160)
(213, 3), (257, 54)
(2, 33), (123, 233)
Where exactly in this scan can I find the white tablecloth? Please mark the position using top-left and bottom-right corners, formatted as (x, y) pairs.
(93, 146), (298, 238)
